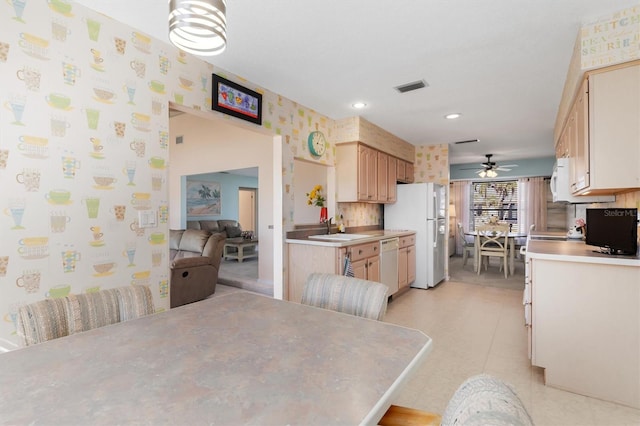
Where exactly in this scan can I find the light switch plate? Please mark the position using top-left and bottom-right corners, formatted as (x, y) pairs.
(138, 210), (157, 228)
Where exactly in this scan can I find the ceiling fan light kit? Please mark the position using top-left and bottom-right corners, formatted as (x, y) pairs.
(462, 154), (518, 178)
(168, 0), (227, 56)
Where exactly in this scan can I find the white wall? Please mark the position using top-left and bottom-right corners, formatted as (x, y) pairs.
(293, 159), (329, 225)
(169, 112), (276, 291)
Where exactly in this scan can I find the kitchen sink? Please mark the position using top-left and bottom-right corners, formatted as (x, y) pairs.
(308, 233), (371, 241)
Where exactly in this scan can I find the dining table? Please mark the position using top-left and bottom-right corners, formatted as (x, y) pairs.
(0, 291), (432, 425)
(466, 230), (527, 276)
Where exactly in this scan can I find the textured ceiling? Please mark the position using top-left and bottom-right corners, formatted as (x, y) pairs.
(77, 0), (639, 167)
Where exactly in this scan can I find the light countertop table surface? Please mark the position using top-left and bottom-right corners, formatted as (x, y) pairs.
(0, 291), (432, 425)
(286, 229), (415, 247)
(526, 239), (640, 266)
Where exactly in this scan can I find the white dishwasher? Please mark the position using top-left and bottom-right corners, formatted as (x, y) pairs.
(379, 238), (399, 296)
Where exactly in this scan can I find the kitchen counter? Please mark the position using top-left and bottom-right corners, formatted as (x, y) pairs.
(526, 238), (640, 408)
(286, 229), (415, 247)
(526, 239), (640, 267)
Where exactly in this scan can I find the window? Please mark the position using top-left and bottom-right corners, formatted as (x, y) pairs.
(470, 181), (518, 230)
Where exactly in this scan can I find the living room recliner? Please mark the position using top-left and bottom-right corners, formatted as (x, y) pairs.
(169, 229), (226, 308)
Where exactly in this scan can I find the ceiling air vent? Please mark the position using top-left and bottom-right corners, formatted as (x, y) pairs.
(394, 79), (428, 94)
(454, 139), (480, 144)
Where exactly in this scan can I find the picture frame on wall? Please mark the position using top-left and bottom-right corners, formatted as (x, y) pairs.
(186, 180), (221, 216)
(212, 74), (262, 125)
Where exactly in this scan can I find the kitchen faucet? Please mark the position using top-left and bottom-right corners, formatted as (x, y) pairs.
(326, 217), (333, 234)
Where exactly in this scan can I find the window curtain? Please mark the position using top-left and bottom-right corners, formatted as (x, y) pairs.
(518, 177), (547, 233)
(450, 181), (472, 254)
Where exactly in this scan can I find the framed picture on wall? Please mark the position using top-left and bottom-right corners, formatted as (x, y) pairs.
(186, 180), (221, 216)
(212, 74), (262, 125)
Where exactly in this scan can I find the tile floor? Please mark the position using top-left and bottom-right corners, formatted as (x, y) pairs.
(217, 255), (640, 425)
(384, 277), (640, 425)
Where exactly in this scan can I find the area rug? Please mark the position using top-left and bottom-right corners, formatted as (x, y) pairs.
(448, 255), (525, 291)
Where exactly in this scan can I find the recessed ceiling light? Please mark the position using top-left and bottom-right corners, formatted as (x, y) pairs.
(352, 102), (367, 109)
(445, 113), (461, 120)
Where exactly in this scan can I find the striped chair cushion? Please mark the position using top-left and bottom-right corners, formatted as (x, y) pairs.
(16, 298), (70, 347)
(441, 374), (533, 426)
(301, 273), (388, 321)
(114, 285), (155, 321)
(65, 290), (121, 335)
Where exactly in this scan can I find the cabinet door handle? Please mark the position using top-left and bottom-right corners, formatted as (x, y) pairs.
(358, 249), (363, 255)
(373, 246), (377, 251)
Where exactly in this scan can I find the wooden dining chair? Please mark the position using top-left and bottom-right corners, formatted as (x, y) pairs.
(457, 222), (475, 268)
(476, 224), (510, 278)
(301, 273), (388, 321)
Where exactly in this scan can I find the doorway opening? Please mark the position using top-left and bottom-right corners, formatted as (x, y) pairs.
(239, 187), (257, 234)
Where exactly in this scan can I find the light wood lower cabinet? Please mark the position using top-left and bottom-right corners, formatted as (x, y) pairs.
(347, 240), (380, 282)
(407, 244), (416, 284)
(530, 257), (640, 408)
(398, 247), (408, 289)
(286, 240), (381, 303)
(397, 234), (416, 292)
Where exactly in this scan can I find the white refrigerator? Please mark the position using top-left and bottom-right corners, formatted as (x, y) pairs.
(384, 183), (446, 288)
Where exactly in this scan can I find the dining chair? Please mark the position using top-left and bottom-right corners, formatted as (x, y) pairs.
(456, 222), (475, 268)
(515, 224), (535, 260)
(114, 285), (155, 321)
(301, 273), (388, 321)
(65, 289), (123, 334)
(380, 374), (533, 426)
(476, 224), (510, 278)
(16, 298), (70, 347)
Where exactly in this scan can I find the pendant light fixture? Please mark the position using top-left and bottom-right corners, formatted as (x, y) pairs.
(168, 0), (227, 56)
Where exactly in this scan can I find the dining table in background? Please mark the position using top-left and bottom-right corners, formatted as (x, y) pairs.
(466, 230), (527, 276)
(0, 291), (432, 425)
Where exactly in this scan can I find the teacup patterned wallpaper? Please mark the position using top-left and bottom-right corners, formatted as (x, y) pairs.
(0, 0), (345, 348)
(0, 0), (448, 347)
(414, 144), (450, 185)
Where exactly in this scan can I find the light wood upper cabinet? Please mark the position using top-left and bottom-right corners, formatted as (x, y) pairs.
(558, 61), (640, 195)
(405, 162), (415, 183)
(397, 160), (405, 182)
(337, 143), (378, 202)
(571, 79), (589, 192)
(358, 144), (378, 201)
(377, 151), (388, 202)
(336, 143), (406, 203)
(396, 159), (415, 183)
(387, 156), (397, 203)
(577, 62), (640, 194)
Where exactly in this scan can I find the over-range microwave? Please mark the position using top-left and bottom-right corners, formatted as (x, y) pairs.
(550, 158), (615, 203)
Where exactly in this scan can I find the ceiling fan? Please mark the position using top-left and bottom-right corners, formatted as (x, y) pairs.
(462, 154), (518, 177)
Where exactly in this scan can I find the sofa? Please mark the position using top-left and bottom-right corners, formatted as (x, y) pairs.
(169, 229), (226, 308)
(187, 219), (243, 239)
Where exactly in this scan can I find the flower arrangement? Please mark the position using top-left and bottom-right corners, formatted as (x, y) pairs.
(575, 218), (586, 234)
(306, 184), (325, 207)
